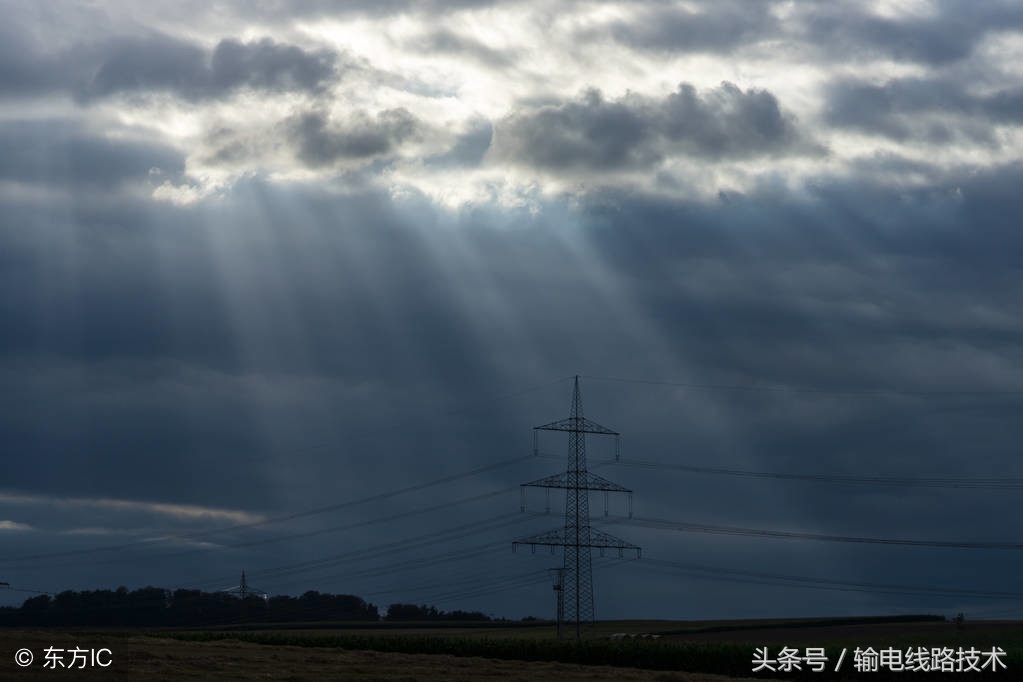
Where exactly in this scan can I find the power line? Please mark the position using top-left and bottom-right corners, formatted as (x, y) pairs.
(414, 570), (550, 605)
(211, 515), (551, 611)
(266, 541), (509, 593)
(1, 376), (575, 565)
(196, 568), (554, 629)
(178, 511), (528, 589)
(540, 451), (1023, 490)
(609, 457), (1023, 490)
(280, 528), (530, 620)
(581, 374), (1023, 397)
(360, 566), (543, 600)
(6, 486), (524, 573)
(3, 586), (53, 596)
(604, 515), (1023, 550)
(235, 512), (539, 586)
(419, 557), (629, 607)
(623, 558), (1023, 601)
(0, 456), (532, 566)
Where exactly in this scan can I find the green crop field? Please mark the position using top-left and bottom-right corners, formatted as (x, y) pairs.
(3, 616), (1020, 680)
(145, 615), (1023, 679)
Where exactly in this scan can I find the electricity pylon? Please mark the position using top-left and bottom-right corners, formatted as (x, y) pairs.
(221, 570), (269, 603)
(550, 567), (565, 639)
(514, 376), (640, 639)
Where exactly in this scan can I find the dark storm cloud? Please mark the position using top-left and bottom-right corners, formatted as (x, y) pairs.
(824, 76), (1023, 144)
(800, 0), (1023, 65)
(579, 1), (1023, 65)
(0, 31), (338, 101)
(412, 29), (518, 67)
(0, 119), (184, 189)
(498, 89), (653, 170)
(289, 108), (421, 165)
(845, 151), (957, 184)
(210, 0), (502, 20)
(0, 20), (75, 96)
(495, 82), (820, 170)
(598, 2), (778, 53)
(209, 38), (338, 93)
(82, 35), (339, 101)
(579, 163), (1023, 379)
(805, 10), (978, 65)
(425, 117), (493, 168)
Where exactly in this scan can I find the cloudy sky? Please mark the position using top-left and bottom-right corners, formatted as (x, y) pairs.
(2, 0), (1023, 622)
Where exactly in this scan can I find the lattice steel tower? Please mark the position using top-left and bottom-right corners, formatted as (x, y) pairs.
(513, 376), (640, 639)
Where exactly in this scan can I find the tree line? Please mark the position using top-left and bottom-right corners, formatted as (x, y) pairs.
(0, 587), (493, 627)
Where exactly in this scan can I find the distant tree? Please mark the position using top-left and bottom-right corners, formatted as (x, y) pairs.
(21, 594), (51, 610)
(384, 603), (491, 621)
(385, 603), (430, 620)
(446, 609), (490, 621)
(0, 606), (17, 626)
(5, 588), (409, 627)
(16, 594), (52, 626)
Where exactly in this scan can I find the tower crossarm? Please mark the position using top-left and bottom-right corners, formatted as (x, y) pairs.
(513, 528), (641, 557)
(522, 471), (630, 492)
(534, 417), (619, 435)
(587, 529), (641, 555)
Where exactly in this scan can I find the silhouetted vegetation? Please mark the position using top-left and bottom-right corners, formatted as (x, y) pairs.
(0, 586), (379, 627)
(384, 603), (490, 621)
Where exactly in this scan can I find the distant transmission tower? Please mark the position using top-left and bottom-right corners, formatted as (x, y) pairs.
(221, 570), (269, 603)
(514, 376), (640, 639)
(549, 567), (565, 639)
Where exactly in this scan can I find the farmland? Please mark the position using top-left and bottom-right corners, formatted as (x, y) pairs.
(0, 627), (750, 681)
(2, 616), (1021, 680)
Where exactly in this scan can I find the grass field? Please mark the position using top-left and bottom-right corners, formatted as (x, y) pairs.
(2, 616), (1020, 680)
(0, 628), (755, 681)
